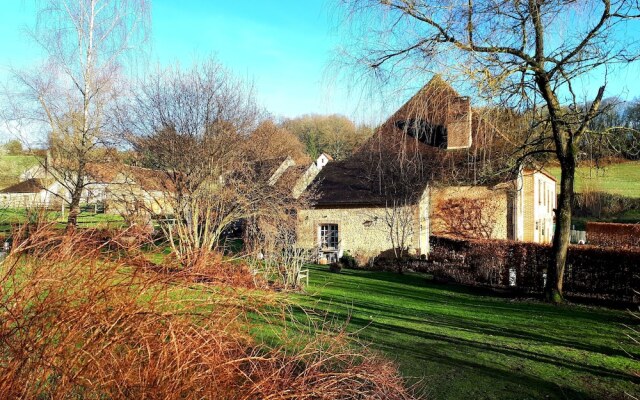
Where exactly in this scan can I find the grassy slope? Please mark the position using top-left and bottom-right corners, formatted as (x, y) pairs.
(293, 265), (639, 400)
(547, 161), (640, 198)
(0, 155), (40, 189)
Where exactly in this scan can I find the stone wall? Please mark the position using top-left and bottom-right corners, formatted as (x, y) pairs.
(297, 194), (429, 263)
(430, 185), (509, 239)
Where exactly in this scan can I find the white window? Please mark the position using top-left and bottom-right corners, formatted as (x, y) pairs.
(320, 224), (339, 249)
(538, 180), (542, 205)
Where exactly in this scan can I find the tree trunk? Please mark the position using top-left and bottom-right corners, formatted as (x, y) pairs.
(546, 157), (575, 303)
(66, 172), (85, 230)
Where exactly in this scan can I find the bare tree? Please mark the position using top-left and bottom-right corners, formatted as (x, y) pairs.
(119, 60), (308, 269)
(338, 0), (640, 302)
(383, 199), (414, 267)
(245, 218), (314, 290)
(3, 0), (149, 227)
(436, 197), (501, 239)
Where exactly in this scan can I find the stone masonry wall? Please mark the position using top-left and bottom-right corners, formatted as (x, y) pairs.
(297, 197), (429, 263)
(430, 185), (509, 239)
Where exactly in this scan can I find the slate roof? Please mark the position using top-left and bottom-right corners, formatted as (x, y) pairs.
(312, 76), (521, 207)
(0, 178), (45, 194)
(312, 159), (387, 206)
(275, 164), (307, 190)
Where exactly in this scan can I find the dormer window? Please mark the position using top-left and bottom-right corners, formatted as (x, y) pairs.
(395, 119), (447, 148)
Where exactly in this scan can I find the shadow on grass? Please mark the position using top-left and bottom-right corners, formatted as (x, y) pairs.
(295, 265), (639, 399)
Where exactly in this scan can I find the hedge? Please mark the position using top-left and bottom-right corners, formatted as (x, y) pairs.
(586, 221), (640, 247)
(424, 236), (640, 303)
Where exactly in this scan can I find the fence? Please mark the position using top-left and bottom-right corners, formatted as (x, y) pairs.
(570, 230), (586, 244)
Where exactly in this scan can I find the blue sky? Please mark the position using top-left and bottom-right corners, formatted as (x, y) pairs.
(1, 1), (640, 143)
(0, 0), (370, 131)
(151, 1), (357, 119)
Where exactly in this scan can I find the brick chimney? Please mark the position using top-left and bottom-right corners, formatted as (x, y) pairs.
(446, 96), (472, 149)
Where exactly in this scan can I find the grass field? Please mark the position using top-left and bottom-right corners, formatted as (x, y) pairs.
(547, 161), (640, 198)
(292, 265), (640, 399)
(3, 239), (637, 398)
(0, 155), (40, 189)
(0, 208), (125, 234)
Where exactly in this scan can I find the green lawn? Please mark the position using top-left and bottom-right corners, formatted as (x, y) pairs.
(547, 161), (640, 198)
(0, 209), (125, 234)
(6, 242), (636, 399)
(292, 265), (640, 399)
(0, 155), (40, 189)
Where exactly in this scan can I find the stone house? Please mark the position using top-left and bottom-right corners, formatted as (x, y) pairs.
(294, 76), (556, 263)
(101, 165), (174, 217)
(295, 159), (430, 263)
(520, 168), (556, 243)
(0, 178), (62, 208)
(0, 162), (175, 218)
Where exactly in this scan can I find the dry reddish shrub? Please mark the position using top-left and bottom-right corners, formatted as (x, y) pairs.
(159, 250), (265, 289)
(586, 222), (640, 248)
(240, 335), (411, 399)
(0, 226), (415, 399)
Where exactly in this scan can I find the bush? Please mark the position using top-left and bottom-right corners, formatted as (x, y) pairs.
(573, 191), (640, 219)
(329, 262), (343, 273)
(0, 225), (416, 399)
(339, 252), (358, 269)
(586, 221), (640, 247)
(3, 139), (23, 155)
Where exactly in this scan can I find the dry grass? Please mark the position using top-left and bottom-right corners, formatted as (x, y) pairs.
(0, 225), (414, 399)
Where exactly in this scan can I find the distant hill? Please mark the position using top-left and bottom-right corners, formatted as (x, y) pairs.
(0, 155), (41, 190)
(547, 161), (640, 198)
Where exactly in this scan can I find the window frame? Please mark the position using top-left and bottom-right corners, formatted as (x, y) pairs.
(319, 223), (339, 250)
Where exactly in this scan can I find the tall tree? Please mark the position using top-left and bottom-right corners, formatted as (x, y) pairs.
(119, 60), (308, 268)
(338, 0), (640, 302)
(5, 0), (149, 227)
(3, 140), (23, 155)
(282, 114), (371, 160)
(244, 120), (310, 164)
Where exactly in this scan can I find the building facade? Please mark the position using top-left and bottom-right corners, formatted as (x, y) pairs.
(293, 77), (557, 263)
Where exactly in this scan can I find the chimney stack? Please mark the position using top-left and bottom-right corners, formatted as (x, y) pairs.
(446, 96), (472, 149)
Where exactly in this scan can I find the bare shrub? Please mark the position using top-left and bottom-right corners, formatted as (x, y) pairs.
(0, 225), (415, 399)
(246, 223), (314, 290)
(383, 199), (415, 264)
(161, 249), (266, 289)
(574, 190), (640, 220)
